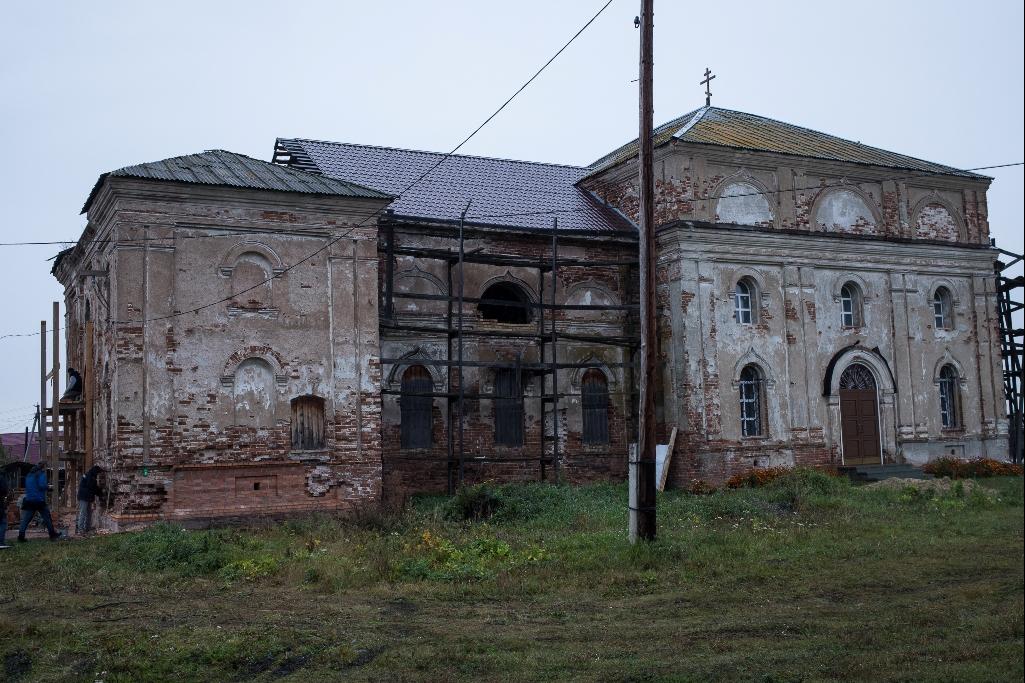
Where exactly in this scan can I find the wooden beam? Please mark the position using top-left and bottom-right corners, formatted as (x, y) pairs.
(657, 426), (678, 492)
(85, 321), (94, 471)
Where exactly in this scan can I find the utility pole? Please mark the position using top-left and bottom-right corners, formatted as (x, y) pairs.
(630, 0), (657, 543)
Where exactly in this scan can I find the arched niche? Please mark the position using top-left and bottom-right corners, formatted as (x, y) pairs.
(394, 266), (447, 315)
(714, 180), (774, 226)
(911, 193), (965, 242)
(813, 187), (880, 233)
(232, 357), (278, 427)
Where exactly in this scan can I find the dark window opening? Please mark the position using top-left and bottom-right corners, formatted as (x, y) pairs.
(253, 482), (261, 491)
(581, 369), (610, 445)
(939, 364), (961, 429)
(479, 282), (532, 324)
(494, 368), (524, 446)
(739, 364), (765, 437)
(400, 365), (433, 449)
(290, 395), (326, 450)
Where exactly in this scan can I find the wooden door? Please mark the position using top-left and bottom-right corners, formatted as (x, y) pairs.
(840, 389), (880, 465)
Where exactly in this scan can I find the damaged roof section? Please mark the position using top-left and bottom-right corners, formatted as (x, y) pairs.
(82, 149), (392, 213)
(273, 138), (634, 234)
(586, 106), (986, 179)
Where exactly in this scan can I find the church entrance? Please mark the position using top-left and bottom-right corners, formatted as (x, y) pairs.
(838, 363), (881, 465)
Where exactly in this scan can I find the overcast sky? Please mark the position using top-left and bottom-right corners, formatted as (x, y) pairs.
(0, 0), (1022, 433)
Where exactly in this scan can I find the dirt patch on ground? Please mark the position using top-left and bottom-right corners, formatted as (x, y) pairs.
(866, 477), (995, 498)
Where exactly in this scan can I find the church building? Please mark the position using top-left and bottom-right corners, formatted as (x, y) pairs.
(52, 105), (1008, 527)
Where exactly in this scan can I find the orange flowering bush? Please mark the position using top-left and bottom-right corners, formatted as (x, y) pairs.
(923, 457), (1023, 479)
(725, 466), (793, 489)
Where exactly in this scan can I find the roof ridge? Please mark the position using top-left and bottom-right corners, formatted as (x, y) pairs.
(671, 105), (711, 139)
(688, 107), (971, 175)
(280, 137), (589, 171)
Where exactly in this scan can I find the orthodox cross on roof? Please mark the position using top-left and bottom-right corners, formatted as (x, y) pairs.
(701, 67), (716, 106)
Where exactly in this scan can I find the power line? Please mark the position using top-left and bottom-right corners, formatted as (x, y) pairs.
(0, 154), (1021, 341)
(0, 0), (617, 339)
(2, 160), (1021, 249)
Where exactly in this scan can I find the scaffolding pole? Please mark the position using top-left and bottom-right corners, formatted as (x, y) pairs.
(380, 215), (638, 493)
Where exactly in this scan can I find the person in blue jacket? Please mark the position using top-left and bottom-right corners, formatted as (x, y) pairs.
(18, 462), (59, 541)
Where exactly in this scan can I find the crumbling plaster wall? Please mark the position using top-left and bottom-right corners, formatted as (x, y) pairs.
(379, 225), (636, 505)
(656, 223), (1007, 486)
(58, 179), (389, 527)
(583, 143), (991, 244)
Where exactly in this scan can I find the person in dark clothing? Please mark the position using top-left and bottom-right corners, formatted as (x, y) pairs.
(18, 463), (59, 541)
(0, 472), (11, 548)
(76, 465), (102, 534)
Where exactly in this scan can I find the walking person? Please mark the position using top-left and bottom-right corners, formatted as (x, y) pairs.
(18, 462), (59, 542)
(0, 470), (11, 549)
(76, 465), (102, 535)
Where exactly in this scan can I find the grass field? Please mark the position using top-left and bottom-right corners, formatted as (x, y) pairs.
(1, 470), (1022, 682)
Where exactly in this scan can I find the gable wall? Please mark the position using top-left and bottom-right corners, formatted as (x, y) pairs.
(581, 143), (991, 245)
(56, 180), (389, 528)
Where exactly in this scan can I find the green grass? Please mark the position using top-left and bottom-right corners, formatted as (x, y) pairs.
(1, 471), (1022, 682)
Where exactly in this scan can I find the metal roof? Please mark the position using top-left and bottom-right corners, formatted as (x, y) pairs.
(586, 106), (986, 179)
(82, 149), (392, 213)
(273, 138), (634, 234)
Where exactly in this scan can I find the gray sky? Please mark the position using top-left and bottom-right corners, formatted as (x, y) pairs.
(0, 0), (1022, 432)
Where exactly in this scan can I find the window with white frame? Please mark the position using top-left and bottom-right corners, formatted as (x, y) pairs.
(734, 279), (754, 325)
(840, 282), (863, 328)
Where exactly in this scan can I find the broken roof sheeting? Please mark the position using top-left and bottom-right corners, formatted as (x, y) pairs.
(274, 138), (634, 233)
(587, 106), (985, 179)
(82, 149), (391, 213)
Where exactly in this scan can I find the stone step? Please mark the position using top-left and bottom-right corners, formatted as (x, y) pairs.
(839, 464), (933, 483)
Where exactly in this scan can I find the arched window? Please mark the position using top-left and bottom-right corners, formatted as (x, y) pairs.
(494, 368), (524, 446)
(581, 369), (609, 445)
(291, 395), (325, 450)
(734, 279), (756, 325)
(400, 365), (433, 449)
(479, 282), (532, 324)
(938, 364), (961, 429)
(738, 364), (765, 437)
(933, 287), (953, 330)
(840, 282), (864, 328)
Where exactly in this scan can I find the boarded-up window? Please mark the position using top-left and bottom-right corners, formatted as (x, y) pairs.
(400, 365), (433, 449)
(581, 369), (609, 445)
(291, 395), (325, 450)
(494, 369), (524, 446)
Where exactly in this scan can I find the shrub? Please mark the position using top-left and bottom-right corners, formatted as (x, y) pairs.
(686, 479), (717, 495)
(445, 483), (505, 521)
(923, 457), (1023, 479)
(397, 529), (545, 581)
(725, 466), (793, 489)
